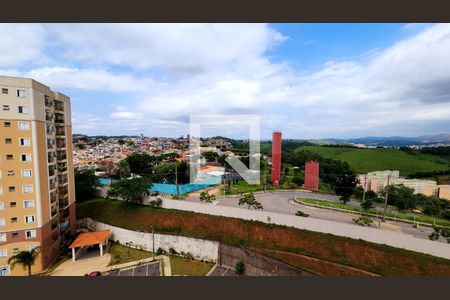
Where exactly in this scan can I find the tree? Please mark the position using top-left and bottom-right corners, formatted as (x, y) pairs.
(125, 153), (154, 177)
(202, 151), (218, 162)
(361, 198), (374, 210)
(238, 193), (263, 210)
(234, 260), (245, 275)
(199, 191), (216, 203)
(382, 184), (416, 212)
(292, 174), (304, 186)
(108, 177), (151, 203)
(97, 160), (117, 177)
(116, 159), (131, 179)
(8, 246), (41, 276)
(335, 173), (359, 204)
(75, 169), (100, 201)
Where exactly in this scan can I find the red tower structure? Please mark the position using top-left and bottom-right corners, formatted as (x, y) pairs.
(271, 131), (282, 186)
(304, 161), (319, 191)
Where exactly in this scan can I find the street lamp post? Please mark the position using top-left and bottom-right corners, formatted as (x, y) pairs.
(151, 225), (155, 261)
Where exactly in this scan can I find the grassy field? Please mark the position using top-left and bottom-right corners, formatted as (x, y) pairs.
(296, 198), (450, 227)
(76, 198), (450, 275)
(170, 256), (214, 276)
(108, 242), (154, 266)
(295, 146), (449, 175)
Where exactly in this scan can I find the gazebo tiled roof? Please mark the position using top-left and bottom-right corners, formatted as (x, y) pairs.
(69, 230), (110, 249)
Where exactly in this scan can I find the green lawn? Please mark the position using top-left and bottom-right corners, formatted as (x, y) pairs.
(295, 146), (449, 175)
(170, 256), (214, 276)
(295, 198), (450, 227)
(108, 242), (154, 266)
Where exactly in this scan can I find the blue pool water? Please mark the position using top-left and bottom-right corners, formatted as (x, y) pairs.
(99, 178), (113, 186)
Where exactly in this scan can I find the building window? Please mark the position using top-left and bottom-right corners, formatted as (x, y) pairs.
(18, 122), (29, 131)
(7, 170), (14, 176)
(21, 169), (32, 177)
(0, 218), (5, 227)
(0, 249), (7, 258)
(0, 202), (3, 211)
(24, 200), (34, 208)
(18, 106), (28, 114)
(4, 122), (11, 127)
(10, 202), (16, 208)
(0, 266), (10, 276)
(11, 217), (18, 224)
(9, 186), (15, 192)
(25, 230), (36, 239)
(17, 89), (27, 98)
(22, 185), (33, 194)
(6, 154), (13, 160)
(19, 138), (30, 146)
(25, 216), (35, 223)
(11, 232), (18, 238)
(2, 105), (9, 111)
(0, 234), (6, 242)
(21, 154), (32, 162)
(1, 88), (8, 94)
(4, 138), (12, 144)
(12, 248), (19, 254)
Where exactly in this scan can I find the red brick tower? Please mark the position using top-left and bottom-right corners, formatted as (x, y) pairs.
(271, 131), (282, 186)
(304, 161), (319, 190)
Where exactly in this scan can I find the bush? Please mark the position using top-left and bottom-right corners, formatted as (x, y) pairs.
(149, 198), (163, 208)
(235, 260), (245, 275)
(352, 216), (372, 226)
(156, 247), (166, 255)
(295, 210), (309, 217)
(172, 194), (187, 200)
(442, 210), (450, 221)
(361, 198), (374, 210)
(169, 247), (178, 255)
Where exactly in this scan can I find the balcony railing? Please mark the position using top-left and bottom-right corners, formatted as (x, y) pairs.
(49, 180), (56, 190)
(50, 192), (57, 203)
(54, 113), (65, 124)
(45, 95), (53, 108)
(48, 166), (56, 177)
(54, 101), (64, 112)
(59, 200), (69, 209)
(56, 152), (67, 161)
(58, 174), (68, 185)
(45, 112), (54, 122)
(48, 153), (56, 164)
(56, 139), (66, 148)
(55, 127), (65, 136)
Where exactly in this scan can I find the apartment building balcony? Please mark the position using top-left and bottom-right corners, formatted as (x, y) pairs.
(49, 179), (57, 190)
(57, 162), (67, 173)
(54, 113), (65, 124)
(59, 199), (69, 210)
(54, 101), (65, 112)
(56, 138), (66, 149)
(59, 208), (70, 223)
(56, 151), (67, 161)
(47, 138), (56, 149)
(51, 207), (58, 218)
(50, 192), (58, 203)
(60, 219), (70, 233)
(51, 218), (59, 231)
(45, 111), (54, 122)
(58, 174), (68, 186)
(48, 152), (56, 164)
(46, 124), (55, 135)
(45, 95), (53, 108)
(48, 165), (57, 177)
(55, 127), (65, 137)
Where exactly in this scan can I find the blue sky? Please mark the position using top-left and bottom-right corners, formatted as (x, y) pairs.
(1, 23), (449, 139)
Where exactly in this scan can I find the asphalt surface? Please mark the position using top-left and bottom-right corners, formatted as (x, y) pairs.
(187, 191), (437, 241)
(106, 262), (161, 276)
(208, 265), (237, 276)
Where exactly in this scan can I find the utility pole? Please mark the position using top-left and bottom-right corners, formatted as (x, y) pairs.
(382, 174), (390, 222)
(362, 174), (367, 202)
(151, 225), (155, 261)
(175, 164), (179, 195)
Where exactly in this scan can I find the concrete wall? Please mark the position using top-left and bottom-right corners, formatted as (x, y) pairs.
(161, 198), (450, 260)
(78, 218), (219, 262)
(219, 243), (313, 276)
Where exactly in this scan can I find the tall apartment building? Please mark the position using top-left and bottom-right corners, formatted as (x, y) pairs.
(0, 76), (76, 276)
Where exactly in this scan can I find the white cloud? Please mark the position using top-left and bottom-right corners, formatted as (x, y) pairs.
(0, 24), (46, 66)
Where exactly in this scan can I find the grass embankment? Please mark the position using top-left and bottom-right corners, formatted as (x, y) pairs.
(296, 198), (450, 227)
(77, 198), (450, 275)
(108, 242), (154, 266)
(170, 256), (214, 276)
(295, 146), (449, 176)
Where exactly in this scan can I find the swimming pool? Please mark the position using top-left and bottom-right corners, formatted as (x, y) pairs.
(99, 178), (113, 186)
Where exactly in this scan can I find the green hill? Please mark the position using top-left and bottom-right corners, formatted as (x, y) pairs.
(295, 146), (449, 175)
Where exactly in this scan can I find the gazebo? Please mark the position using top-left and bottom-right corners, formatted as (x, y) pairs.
(69, 230), (110, 261)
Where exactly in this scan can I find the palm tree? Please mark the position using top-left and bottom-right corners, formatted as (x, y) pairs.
(8, 246), (41, 276)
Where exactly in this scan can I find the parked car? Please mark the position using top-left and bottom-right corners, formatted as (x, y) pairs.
(88, 271), (102, 276)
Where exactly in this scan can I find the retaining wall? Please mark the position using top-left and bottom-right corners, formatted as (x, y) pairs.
(78, 218), (219, 262)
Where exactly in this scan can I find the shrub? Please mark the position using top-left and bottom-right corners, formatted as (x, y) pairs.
(295, 210), (309, 217)
(169, 247), (178, 255)
(156, 247), (166, 255)
(149, 198), (163, 208)
(352, 216), (372, 226)
(235, 260), (245, 275)
(442, 210), (450, 220)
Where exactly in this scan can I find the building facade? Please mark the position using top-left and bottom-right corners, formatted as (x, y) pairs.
(304, 161), (319, 191)
(271, 131), (282, 186)
(0, 76), (76, 276)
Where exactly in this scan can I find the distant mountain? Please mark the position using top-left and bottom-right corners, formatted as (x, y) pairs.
(319, 134), (450, 147)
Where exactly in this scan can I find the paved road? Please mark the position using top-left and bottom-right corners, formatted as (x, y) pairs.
(106, 262), (160, 276)
(187, 191), (436, 241)
(207, 265), (237, 276)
